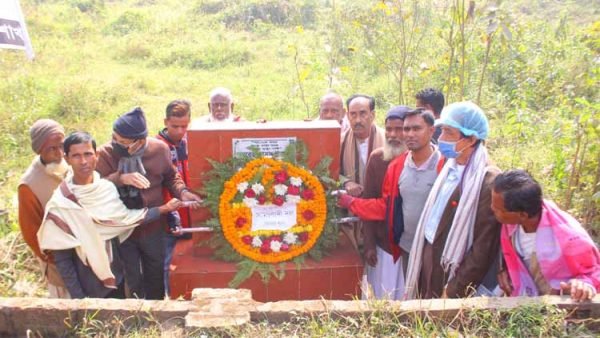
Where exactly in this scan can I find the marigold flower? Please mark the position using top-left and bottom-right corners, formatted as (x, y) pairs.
(270, 240), (282, 252)
(290, 176), (302, 187)
(273, 184), (288, 196)
(237, 182), (249, 193)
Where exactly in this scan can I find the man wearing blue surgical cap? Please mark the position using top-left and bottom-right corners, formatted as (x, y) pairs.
(404, 101), (502, 299)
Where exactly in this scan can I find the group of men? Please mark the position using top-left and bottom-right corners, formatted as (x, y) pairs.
(17, 87), (236, 299)
(17, 85), (599, 302)
(330, 88), (599, 301)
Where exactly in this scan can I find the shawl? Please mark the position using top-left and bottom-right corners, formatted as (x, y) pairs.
(340, 125), (385, 185)
(502, 200), (600, 296)
(404, 144), (489, 299)
(38, 172), (147, 288)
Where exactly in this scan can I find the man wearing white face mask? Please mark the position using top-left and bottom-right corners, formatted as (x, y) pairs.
(18, 119), (70, 298)
(404, 101), (502, 299)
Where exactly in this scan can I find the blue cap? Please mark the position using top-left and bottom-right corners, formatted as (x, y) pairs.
(434, 101), (489, 140)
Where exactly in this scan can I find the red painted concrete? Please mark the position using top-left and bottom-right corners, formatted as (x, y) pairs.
(169, 235), (363, 301)
(169, 120), (363, 301)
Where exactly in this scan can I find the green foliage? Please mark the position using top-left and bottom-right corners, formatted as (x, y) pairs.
(106, 10), (149, 36)
(70, 0), (104, 13)
(218, 0), (317, 31)
(150, 44), (252, 70)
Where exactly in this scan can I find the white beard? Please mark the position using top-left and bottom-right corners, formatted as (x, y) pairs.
(382, 140), (404, 161)
(209, 114), (234, 123)
(44, 158), (69, 180)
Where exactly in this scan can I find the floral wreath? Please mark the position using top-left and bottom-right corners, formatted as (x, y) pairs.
(220, 157), (326, 263)
(201, 142), (339, 287)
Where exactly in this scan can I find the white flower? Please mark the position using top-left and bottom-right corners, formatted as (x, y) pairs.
(274, 184), (288, 196)
(243, 197), (258, 208)
(286, 195), (301, 204)
(237, 182), (249, 194)
(251, 183), (265, 195)
(251, 236), (263, 248)
(290, 176), (303, 187)
(283, 232), (298, 245)
(270, 240), (282, 252)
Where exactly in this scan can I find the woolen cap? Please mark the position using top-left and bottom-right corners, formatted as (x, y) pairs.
(113, 107), (148, 139)
(30, 119), (64, 154)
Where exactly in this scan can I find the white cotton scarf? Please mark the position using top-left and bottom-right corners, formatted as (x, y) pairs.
(404, 144), (489, 299)
(38, 171), (147, 288)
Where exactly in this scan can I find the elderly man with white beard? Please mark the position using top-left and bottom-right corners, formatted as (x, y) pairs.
(351, 106), (408, 299)
(18, 119), (70, 298)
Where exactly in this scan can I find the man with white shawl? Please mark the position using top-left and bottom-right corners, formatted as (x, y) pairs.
(404, 101), (501, 299)
(38, 132), (181, 298)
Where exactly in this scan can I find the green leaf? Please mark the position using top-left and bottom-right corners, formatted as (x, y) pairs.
(229, 260), (259, 288)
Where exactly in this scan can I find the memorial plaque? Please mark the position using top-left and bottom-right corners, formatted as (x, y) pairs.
(232, 137), (296, 157)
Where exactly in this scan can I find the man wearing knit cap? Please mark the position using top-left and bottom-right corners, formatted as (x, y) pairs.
(96, 107), (201, 299)
(18, 118), (69, 298)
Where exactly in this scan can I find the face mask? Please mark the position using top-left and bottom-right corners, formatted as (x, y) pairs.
(112, 141), (131, 158)
(438, 140), (462, 158)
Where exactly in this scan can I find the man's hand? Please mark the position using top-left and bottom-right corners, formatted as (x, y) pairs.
(560, 279), (597, 302)
(344, 182), (363, 197)
(336, 193), (355, 209)
(364, 248), (377, 267)
(160, 198), (182, 214)
(181, 190), (202, 209)
(127, 138), (146, 155)
(119, 172), (150, 189)
(171, 226), (184, 236)
(497, 270), (513, 296)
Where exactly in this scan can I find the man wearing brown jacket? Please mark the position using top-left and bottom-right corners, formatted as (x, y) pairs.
(96, 107), (201, 299)
(404, 101), (501, 299)
(360, 106), (407, 299)
(18, 119), (69, 297)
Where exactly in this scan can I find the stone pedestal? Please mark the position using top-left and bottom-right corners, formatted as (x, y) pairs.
(169, 120), (363, 301)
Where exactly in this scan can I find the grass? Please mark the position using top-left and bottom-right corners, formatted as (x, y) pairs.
(30, 300), (600, 337)
(2, 231), (598, 336)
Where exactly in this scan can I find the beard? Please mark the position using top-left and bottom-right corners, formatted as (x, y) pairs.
(383, 140), (404, 161)
(44, 158), (69, 179)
